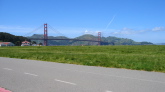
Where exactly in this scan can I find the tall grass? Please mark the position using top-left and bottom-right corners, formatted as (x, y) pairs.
(0, 45), (165, 72)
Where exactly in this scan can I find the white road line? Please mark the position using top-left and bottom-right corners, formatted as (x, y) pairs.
(55, 79), (77, 85)
(3, 68), (13, 71)
(36, 65), (165, 84)
(24, 72), (38, 77)
(106, 90), (113, 92)
(65, 69), (165, 84)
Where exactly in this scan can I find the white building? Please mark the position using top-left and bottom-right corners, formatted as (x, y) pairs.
(21, 41), (30, 46)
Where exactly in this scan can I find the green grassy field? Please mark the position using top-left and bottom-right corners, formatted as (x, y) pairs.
(0, 45), (165, 72)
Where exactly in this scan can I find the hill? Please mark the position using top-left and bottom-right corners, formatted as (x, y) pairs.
(0, 32), (154, 46)
(28, 34), (154, 45)
(156, 43), (165, 45)
(0, 32), (30, 46)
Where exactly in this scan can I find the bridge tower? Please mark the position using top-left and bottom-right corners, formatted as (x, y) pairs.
(98, 32), (101, 45)
(44, 23), (48, 46)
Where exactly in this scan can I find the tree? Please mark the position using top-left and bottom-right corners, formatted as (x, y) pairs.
(39, 42), (43, 46)
(15, 41), (21, 46)
(32, 41), (37, 44)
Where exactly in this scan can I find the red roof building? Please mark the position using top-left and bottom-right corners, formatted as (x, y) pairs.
(0, 42), (15, 46)
(21, 41), (30, 46)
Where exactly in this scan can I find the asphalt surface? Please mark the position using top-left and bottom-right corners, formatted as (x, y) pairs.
(0, 57), (165, 92)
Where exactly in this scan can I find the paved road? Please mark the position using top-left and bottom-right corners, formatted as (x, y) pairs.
(0, 57), (165, 92)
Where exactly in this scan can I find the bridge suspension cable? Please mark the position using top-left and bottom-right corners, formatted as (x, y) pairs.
(47, 24), (68, 38)
(23, 24), (43, 37)
(27, 23), (108, 46)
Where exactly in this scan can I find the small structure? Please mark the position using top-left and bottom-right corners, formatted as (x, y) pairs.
(21, 41), (30, 46)
(0, 42), (15, 47)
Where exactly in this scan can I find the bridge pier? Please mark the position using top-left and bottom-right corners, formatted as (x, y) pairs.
(98, 32), (101, 45)
(44, 23), (48, 46)
(29, 24), (106, 46)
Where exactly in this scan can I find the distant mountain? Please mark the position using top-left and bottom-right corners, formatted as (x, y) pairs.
(29, 34), (44, 39)
(28, 34), (154, 46)
(155, 43), (165, 45)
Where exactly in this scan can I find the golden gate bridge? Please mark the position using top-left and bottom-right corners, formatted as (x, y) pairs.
(27, 23), (108, 46)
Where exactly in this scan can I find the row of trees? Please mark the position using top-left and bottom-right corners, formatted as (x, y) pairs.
(31, 41), (43, 46)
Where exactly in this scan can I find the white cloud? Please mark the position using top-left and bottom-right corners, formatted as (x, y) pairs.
(110, 27), (165, 35)
(152, 27), (165, 31)
(110, 28), (137, 35)
(84, 30), (101, 35)
(0, 25), (41, 36)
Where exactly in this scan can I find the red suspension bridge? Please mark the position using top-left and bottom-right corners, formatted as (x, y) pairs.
(28, 23), (108, 46)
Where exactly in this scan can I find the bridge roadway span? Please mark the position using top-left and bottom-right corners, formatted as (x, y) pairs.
(30, 38), (108, 42)
(0, 57), (165, 92)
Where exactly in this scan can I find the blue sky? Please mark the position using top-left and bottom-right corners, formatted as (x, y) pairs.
(0, 0), (165, 43)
